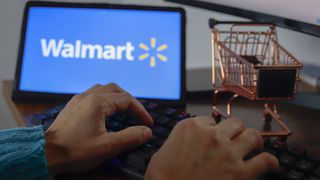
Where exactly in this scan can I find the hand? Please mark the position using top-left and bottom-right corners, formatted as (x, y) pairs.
(145, 117), (278, 180)
(45, 83), (153, 174)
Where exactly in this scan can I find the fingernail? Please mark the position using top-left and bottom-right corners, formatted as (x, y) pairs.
(142, 127), (152, 140)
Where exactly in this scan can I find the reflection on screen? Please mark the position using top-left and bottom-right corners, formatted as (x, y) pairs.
(20, 7), (182, 100)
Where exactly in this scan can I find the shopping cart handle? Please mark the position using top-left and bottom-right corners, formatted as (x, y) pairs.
(209, 18), (218, 28)
(209, 18), (275, 28)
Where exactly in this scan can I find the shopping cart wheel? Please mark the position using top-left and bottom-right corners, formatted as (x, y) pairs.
(263, 111), (272, 131)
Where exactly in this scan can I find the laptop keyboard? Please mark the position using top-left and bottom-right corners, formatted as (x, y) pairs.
(32, 100), (320, 180)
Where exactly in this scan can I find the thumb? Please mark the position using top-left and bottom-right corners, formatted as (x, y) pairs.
(103, 126), (152, 154)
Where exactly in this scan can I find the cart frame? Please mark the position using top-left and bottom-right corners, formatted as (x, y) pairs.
(209, 19), (303, 140)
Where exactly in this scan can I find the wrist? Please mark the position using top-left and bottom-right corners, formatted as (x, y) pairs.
(45, 130), (69, 174)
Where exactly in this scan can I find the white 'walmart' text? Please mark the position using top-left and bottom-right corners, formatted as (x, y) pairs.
(40, 39), (135, 60)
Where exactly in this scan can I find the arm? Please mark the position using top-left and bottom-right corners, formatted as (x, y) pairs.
(0, 83), (153, 178)
(0, 126), (48, 179)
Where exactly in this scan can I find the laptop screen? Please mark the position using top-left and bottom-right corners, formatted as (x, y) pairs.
(15, 2), (185, 102)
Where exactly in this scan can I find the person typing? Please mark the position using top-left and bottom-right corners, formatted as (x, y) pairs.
(0, 83), (278, 179)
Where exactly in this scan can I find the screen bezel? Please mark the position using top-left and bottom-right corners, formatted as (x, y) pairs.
(12, 1), (186, 106)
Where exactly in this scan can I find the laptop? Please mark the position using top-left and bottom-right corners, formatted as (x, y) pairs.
(12, 1), (186, 106)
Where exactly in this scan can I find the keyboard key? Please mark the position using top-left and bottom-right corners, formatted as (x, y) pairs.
(106, 120), (125, 131)
(294, 160), (315, 172)
(163, 108), (177, 116)
(148, 136), (159, 145)
(149, 112), (160, 119)
(111, 113), (127, 122)
(288, 146), (306, 158)
(167, 120), (178, 130)
(279, 155), (297, 167)
(125, 150), (152, 172)
(126, 118), (141, 126)
(285, 170), (304, 180)
(145, 102), (158, 111)
(263, 166), (286, 179)
(308, 150), (320, 163)
(175, 112), (190, 120)
(269, 140), (287, 153)
(140, 143), (155, 152)
(138, 99), (147, 105)
(55, 103), (66, 111)
(148, 136), (165, 148)
(155, 137), (166, 147)
(46, 108), (60, 118)
(263, 148), (278, 157)
(155, 116), (171, 126)
(31, 114), (48, 124)
(152, 126), (169, 138)
(41, 116), (55, 126)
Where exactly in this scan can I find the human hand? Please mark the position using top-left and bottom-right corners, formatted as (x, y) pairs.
(145, 117), (278, 180)
(45, 83), (153, 174)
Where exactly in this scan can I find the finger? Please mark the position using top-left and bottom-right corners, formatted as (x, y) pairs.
(232, 128), (263, 156)
(102, 126), (152, 154)
(86, 83), (126, 94)
(244, 152), (279, 178)
(216, 118), (245, 139)
(85, 84), (152, 125)
(101, 93), (153, 126)
(85, 84), (104, 93)
(190, 116), (216, 126)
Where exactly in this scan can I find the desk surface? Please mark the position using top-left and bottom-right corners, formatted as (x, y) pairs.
(2, 80), (320, 178)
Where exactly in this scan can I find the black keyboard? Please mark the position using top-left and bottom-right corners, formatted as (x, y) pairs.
(32, 100), (320, 180)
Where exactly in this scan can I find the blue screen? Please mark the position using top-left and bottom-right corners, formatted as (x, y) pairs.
(20, 7), (182, 100)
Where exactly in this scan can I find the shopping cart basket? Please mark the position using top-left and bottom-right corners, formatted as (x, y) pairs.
(209, 19), (303, 140)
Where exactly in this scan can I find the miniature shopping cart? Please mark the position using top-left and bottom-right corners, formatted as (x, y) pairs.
(209, 19), (303, 140)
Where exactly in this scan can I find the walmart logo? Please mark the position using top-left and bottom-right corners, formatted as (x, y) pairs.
(139, 38), (168, 68)
(40, 37), (168, 68)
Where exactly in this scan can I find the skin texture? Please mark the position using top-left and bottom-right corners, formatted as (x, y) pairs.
(145, 117), (279, 180)
(45, 83), (278, 179)
(45, 83), (153, 174)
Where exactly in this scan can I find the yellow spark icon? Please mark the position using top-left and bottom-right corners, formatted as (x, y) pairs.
(139, 38), (168, 67)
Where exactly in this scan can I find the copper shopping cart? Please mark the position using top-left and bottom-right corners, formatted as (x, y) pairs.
(209, 19), (303, 141)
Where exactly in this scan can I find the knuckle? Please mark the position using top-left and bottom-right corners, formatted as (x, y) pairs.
(175, 119), (195, 131)
(174, 120), (187, 130)
(107, 82), (120, 90)
(122, 92), (132, 98)
(191, 116), (205, 125)
(86, 84), (102, 93)
(92, 83), (102, 88)
(246, 128), (263, 147)
(119, 92), (133, 102)
(198, 116), (216, 124)
(186, 118), (199, 127)
(233, 119), (245, 129)
(204, 127), (221, 147)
